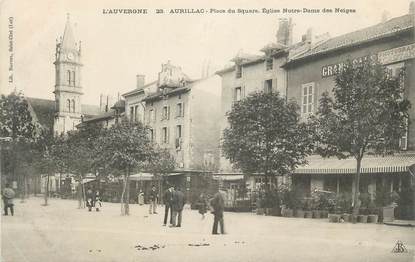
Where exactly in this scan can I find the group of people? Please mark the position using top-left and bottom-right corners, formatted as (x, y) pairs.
(162, 185), (186, 227)
(85, 188), (102, 212)
(155, 185), (226, 234)
(3, 180), (226, 235)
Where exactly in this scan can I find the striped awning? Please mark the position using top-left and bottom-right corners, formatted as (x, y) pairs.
(212, 175), (244, 181)
(294, 154), (415, 175)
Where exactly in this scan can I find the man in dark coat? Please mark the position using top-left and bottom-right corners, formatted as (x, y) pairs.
(171, 187), (186, 227)
(163, 186), (174, 226)
(210, 188), (226, 234)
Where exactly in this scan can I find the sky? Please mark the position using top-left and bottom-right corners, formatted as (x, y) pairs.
(0, 0), (412, 105)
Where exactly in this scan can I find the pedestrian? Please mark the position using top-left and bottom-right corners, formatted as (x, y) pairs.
(86, 187), (94, 212)
(198, 192), (208, 219)
(210, 187), (226, 234)
(137, 190), (144, 205)
(95, 190), (102, 212)
(2, 183), (15, 216)
(162, 185), (174, 226)
(149, 185), (158, 214)
(171, 186), (185, 227)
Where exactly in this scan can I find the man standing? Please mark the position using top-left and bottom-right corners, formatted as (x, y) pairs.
(163, 185), (174, 226)
(2, 183), (15, 216)
(149, 185), (158, 214)
(210, 187), (226, 234)
(171, 187), (185, 227)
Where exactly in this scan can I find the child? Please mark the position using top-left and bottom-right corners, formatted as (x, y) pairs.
(198, 193), (208, 219)
(95, 190), (102, 212)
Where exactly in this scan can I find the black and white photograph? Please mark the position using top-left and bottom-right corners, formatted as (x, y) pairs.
(0, 0), (414, 261)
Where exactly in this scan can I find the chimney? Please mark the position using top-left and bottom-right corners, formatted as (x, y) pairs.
(306, 28), (313, 44)
(381, 11), (390, 23)
(410, 1), (415, 14)
(136, 74), (145, 89)
(276, 18), (293, 46)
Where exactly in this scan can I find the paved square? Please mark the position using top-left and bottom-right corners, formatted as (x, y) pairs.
(2, 197), (414, 262)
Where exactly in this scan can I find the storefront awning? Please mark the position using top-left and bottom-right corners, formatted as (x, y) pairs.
(212, 175), (244, 181)
(130, 173), (155, 181)
(294, 154), (415, 175)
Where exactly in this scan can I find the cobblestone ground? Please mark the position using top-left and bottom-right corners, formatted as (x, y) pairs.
(1, 197), (414, 262)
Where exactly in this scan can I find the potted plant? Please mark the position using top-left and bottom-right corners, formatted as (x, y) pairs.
(303, 198), (313, 218)
(375, 187), (399, 223)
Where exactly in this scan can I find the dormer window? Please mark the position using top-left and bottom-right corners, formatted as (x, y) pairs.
(266, 58), (273, 70)
(236, 65), (242, 78)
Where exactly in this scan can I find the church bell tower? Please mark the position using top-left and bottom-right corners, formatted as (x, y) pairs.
(53, 14), (83, 135)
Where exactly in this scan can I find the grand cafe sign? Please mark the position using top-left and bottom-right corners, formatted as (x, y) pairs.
(322, 43), (415, 78)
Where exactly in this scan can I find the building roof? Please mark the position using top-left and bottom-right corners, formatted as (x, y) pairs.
(111, 99), (125, 110)
(26, 97), (101, 130)
(286, 14), (414, 65)
(26, 97), (56, 131)
(122, 80), (157, 97)
(294, 153), (415, 175)
(142, 79), (206, 102)
(81, 110), (117, 123)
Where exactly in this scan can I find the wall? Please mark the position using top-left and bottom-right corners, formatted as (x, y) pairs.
(189, 75), (222, 171)
(218, 55), (288, 173)
(287, 34), (415, 149)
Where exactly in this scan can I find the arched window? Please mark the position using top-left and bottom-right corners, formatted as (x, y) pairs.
(67, 99), (71, 112)
(67, 70), (71, 85)
(72, 99), (76, 113)
(71, 71), (76, 86)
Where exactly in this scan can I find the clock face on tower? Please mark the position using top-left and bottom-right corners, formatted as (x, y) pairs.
(67, 52), (74, 60)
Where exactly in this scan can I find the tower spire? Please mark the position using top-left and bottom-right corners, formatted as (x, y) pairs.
(61, 13), (77, 50)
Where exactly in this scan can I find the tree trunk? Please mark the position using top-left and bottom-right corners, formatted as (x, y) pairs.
(81, 176), (86, 208)
(44, 173), (50, 206)
(20, 173), (26, 203)
(120, 173), (127, 215)
(125, 167), (130, 215)
(352, 157), (362, 215)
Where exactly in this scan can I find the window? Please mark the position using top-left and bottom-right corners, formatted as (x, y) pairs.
(67, 99), (71, 112)
(72, 99), (75, 113)
(234, 87), (242, 102)
(148, 109), (154, 124)
(162, 127), (169, 144)
(176, 103), (184, 117)
(149, 129), (155, 142)
(162, 106), (170, 120)
(134, 105), (139, 122)
(175, 125), (182, 149)
(266, 58), (273, 70)
(130, 107), (134, 122)
(71, 71), (76, 86)
(56, 99), (60, 111)
(264, 79), (272, 93)
(236, 65), (242, 78)
(301, 83), (315, 115)
(67, 70), (71, 85)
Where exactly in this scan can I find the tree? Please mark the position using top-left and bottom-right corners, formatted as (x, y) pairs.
(311, 60), (410, 214)
(146, 147), (176, 200)
(222, 92), (314, 194)
(64, 123), (103, 208)
(0, 92), (39, 200)
(32, 128), (65, 206)
(95, 120), (154, 215)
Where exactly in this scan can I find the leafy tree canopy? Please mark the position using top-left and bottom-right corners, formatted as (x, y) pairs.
(312, 60), (410, 160)
(222, 92), (314, 177)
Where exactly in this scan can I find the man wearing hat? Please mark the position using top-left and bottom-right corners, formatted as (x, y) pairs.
(210, 186), (226, 234)
(162, 185), (174, 226)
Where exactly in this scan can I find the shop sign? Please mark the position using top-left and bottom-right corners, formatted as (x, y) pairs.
(321, 43), (415, 78)
(378, 43), (415, 65)
(321, 54), (377, 78)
